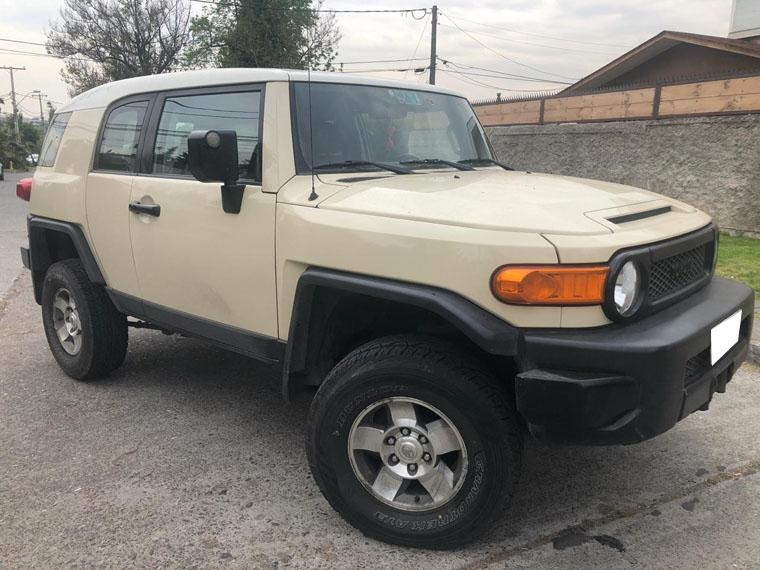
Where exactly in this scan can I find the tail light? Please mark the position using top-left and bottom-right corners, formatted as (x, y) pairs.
(16, 178), (32, 202)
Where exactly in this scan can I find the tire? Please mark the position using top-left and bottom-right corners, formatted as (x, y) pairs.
(41, 259), (128, 380)
(307, 334), (523, 549)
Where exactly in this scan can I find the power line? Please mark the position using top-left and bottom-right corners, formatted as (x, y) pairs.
(339, 57), (428, 66)
(339, 67), (427, 74)
(440, 68), (553, 93)
(0, 49), (88, 62)
(437, 23), (621, 56)
(437, 58), (573, 84)
(439, 66), (570, 85)
(0, 37), (47, 47)
(441, 68), (514, 91)
(0, 47), (91, 62)
(404, 12), (430, 80)
(189, 0), (427, 14)
(442, 13), (632, 49)
(440, 11), (577, 81)
(0, 48), (57, 58)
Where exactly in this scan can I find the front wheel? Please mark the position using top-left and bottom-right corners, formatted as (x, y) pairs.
(306, 335), (523, 549)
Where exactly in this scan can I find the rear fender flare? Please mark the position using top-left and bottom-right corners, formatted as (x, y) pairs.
(27, 216), (105, 303)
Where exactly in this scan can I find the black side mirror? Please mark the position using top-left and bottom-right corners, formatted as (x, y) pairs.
(188, 130), (245, 214)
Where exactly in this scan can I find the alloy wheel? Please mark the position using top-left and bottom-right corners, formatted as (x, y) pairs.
(348, 396), (468, 511)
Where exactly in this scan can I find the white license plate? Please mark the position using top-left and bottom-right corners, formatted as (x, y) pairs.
(710, 310), (742, 365)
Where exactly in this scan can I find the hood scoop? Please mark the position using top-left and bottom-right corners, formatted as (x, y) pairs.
(607, 206), (672, 225)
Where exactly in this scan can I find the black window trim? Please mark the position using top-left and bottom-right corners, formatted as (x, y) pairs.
(92, 94), (157, 175)
(140, 82), (266, 185)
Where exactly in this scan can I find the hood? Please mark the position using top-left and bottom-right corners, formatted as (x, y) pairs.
(316, 169), (700, 236)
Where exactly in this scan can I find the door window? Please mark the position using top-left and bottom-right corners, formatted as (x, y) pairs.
(96, 101), (149, 172)
(152, 90), (262, 182)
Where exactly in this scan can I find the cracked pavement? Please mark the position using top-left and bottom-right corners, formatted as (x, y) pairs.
(2, 174), (760, 568)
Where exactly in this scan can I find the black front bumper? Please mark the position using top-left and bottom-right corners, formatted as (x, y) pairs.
(518, 277), (754, 445)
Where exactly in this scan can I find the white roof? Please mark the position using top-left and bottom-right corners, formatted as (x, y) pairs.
(58, 68), (462, 113)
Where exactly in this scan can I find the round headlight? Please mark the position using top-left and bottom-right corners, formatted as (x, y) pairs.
(613, 261), (641, 316)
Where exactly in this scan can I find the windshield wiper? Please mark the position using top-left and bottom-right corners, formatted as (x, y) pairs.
(457, 158), (514, 171)
(312, 160), (412, 175)
(399, 158), (475, 171)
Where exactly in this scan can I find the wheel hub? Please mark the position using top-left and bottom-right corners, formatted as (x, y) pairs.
(396, 436), (422, 463)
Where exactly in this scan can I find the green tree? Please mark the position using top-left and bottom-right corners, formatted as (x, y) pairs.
(19, 117), (44, 152)
(185, 0), (340, 71)
(0, 115), (45, 168)
(47, 0), (192, 96)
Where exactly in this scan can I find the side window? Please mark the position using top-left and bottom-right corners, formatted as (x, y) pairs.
(38, 112), (72, 167)
(96, 101), (149, 172)
(152, 90), (262, 181)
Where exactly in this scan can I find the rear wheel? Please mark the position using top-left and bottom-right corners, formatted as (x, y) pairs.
(42, 259), (128, 380)
(307, 334), (523, 549)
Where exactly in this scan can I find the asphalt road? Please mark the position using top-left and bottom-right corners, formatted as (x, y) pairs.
(1, 174), (760, 568)
(0, 172), (29, 295)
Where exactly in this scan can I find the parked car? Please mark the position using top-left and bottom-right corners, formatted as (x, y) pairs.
(18, 69), (754, 549)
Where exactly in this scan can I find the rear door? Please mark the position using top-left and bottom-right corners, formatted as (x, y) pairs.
(86, 96), (154, 297)
(128, 84), (278, 341)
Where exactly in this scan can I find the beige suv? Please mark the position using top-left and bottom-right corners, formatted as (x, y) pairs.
(19, 69), (754, 548)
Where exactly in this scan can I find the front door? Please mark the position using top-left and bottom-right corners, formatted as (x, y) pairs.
(128, 85), (278, 343)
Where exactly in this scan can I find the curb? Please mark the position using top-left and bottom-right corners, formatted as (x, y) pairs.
(751, 316), (760, 366)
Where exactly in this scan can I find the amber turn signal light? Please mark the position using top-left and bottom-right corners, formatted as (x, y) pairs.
(491, 265), (608, 305)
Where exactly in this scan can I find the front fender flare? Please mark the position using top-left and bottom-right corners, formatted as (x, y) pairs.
(281, 267), (521, 399)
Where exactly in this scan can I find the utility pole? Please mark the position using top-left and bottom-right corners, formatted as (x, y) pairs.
(429, 5), (438, 85)
(33, 91), (47, 127)
(0, 66), (26, 141)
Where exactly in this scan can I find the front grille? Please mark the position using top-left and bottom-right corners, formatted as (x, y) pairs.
(604, 224), (716, 322)
(648, 244), (709, 301)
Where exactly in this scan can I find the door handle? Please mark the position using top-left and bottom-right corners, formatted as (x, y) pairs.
(129, 201), (161, 217)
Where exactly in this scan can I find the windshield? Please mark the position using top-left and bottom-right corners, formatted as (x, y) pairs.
(292, 82), (493, 173)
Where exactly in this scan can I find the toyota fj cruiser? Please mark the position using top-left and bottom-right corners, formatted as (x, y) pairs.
(18, 69), (754, 548)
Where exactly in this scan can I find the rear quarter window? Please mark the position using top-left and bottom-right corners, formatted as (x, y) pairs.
(38, 112), (72, 167)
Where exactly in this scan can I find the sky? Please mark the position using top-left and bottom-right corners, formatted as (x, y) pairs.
(0, 0), (737, 116)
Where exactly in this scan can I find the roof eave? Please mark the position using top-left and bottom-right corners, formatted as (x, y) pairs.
(562, 30), (760, 94)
